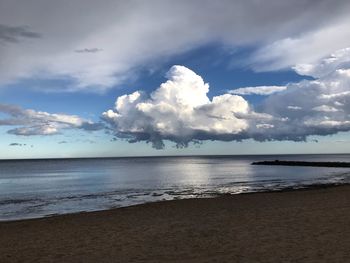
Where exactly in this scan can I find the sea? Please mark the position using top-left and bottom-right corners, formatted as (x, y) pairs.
(1, 154), (350, 221)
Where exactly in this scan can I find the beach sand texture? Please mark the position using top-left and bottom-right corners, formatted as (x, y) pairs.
(1, 185), (350, 262)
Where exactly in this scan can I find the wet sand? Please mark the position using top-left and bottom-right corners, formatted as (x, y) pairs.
(1, 185), (350, 262)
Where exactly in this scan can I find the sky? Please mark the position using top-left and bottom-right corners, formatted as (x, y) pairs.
(2, 0), (350, 159)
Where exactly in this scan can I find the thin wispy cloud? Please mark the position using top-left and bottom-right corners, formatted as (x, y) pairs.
(75, 48), (103, 53)
(9, 142), (26, 146)
(229, 86), (287, 96)
(0, 104), (104, 136)
(0, 24), (41, 44)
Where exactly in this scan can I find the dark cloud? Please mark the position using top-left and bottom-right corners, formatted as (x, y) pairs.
(0, 24), (41, 43)
(79, 122), (105, 131)
(7, 126), (57, 136)
(9, 142), (26, 146)
(75, 139), (96, 144)
(75, 48), (103, 53)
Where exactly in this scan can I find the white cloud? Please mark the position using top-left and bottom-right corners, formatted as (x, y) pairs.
(287, 106), (302, 110)
(320, 90), (350, 99)
(312, 105), (339, 112)
(5, 41), (350, 146)
(229, 86), (286, 95)
(256, 47), (350, 140)
(1, 0), (350, 91)
(294, 48), (350, 78)
(251, 17), (350, 71)
(304, 119), (350, 128)
(103, 48), (350, 148)
(103, 65), (254, 148)
(0, 104), (103, 136)
(256, 124), (274, 129)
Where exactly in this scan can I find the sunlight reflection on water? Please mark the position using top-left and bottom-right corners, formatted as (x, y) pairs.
(1, 154), (350, 220)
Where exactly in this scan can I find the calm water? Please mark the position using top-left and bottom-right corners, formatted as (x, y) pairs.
(1, 154), (350, 221)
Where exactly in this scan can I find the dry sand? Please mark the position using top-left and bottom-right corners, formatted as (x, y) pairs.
(1, 185), (350, 262)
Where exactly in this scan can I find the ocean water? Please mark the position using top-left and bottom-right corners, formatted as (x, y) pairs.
(1, 154), (350, 221)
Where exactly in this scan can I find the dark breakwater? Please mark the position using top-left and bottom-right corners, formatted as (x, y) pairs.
(252, 160), (350, 168)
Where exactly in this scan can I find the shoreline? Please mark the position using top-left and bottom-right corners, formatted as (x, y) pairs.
(1, 181), (349, 223)
(1, 184), (350, 262)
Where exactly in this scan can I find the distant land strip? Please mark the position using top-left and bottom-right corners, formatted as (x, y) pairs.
(251, 160), (350, 168)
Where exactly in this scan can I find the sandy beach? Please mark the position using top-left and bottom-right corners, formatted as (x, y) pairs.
(1, 185), (350, 262)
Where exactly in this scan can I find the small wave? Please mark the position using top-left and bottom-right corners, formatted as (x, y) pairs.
(2, 172), (350, 221)
(0, 198), (41, 206)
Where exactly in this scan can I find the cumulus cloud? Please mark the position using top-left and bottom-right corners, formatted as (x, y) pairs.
(103, 65), (257, 148)
(103, 49), (350, 148)
(255, 48), (350, 140)
(1, 0), (350, 91)
(0, 104), (103, 136)
(229, 86), (286, 95)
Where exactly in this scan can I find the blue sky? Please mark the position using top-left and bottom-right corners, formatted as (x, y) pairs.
(1, 1), (350, 159)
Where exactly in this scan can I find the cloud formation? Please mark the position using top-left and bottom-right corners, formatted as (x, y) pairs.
(3, 46), (350, 147)
(254, 48), (350, 140)
(250, 17), (350, 71)
(229, 86), (286, 95)
(1, 0), (350, 91)
(0, 24), (40, 43)
(75, 48), (103, 53)
(0, 104), (103, 136)
(103, 65), (254, 148)
(103, 49), (350, 148)
(293, 48), (350, 78)
(9, 143), (26, 146)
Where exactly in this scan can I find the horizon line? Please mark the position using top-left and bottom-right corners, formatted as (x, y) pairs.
(1, 153), (350, 161)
